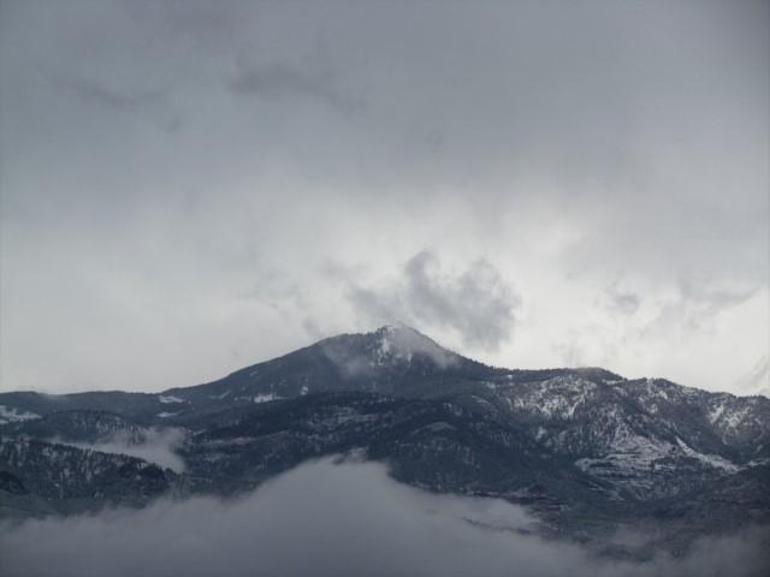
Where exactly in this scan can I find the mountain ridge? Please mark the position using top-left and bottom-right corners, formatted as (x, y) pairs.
(2, 324), (757, 400)
(1, 325), (768, 557)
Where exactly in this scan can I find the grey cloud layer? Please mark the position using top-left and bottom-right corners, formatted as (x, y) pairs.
(0, 0), (766, 393)
(348, 251), (520, 351)
(1, 459), (768, 577)
(230, 61), (363, 113)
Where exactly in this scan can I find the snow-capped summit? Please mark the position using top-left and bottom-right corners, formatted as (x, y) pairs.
(368, 324), (459, 369)
(151, 324), (490, 402)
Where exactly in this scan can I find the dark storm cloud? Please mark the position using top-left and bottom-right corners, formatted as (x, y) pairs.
(348, 251), (520, 351)
(1, 459), (768, 577)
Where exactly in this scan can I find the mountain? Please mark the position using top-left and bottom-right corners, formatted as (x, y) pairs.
(1, 325), (768, 557)
(167, 324), (496, 402)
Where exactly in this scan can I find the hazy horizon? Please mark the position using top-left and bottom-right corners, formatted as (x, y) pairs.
(2, 322), (768, 397)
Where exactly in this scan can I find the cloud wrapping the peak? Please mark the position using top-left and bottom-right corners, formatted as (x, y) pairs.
(348, 251), (520, 352)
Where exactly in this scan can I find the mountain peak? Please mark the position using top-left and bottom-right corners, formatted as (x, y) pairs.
(367, 324), (459, 368)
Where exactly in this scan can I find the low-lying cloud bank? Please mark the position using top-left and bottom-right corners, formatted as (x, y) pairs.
(1, 458), (768, 577)
(55, 427), (187, 473)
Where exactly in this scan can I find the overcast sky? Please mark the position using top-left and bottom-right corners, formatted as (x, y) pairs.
(1, 0), (767, 395)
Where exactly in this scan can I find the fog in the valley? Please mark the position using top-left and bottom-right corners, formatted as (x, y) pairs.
(54, 427), (187, 473)
(1, 458), (767, 577)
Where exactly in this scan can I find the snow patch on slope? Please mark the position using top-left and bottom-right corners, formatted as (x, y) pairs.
(0, 405), (41, 424)
(253, 393), (280, 404)
(676, 438), (738, 472)
(374, 325), (458, 369)
(508, 376), (597, 420)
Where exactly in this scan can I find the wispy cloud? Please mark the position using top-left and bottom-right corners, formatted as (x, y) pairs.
(605, 282), (642, 316)
(57, 75), (163, 111)
(229, 62), (363, 114)
(347, 251), (520, 351)
(54, 427), (187, 473)
(644, 280), (758, 336)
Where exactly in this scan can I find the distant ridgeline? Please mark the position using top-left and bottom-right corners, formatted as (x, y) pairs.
(2, 325), (769, 558)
